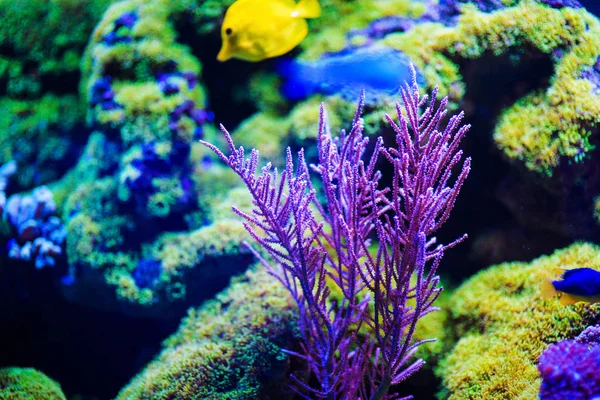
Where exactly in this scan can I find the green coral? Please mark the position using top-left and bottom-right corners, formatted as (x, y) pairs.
(0, 367), (66, 400)
(437, 242), (600, 399)
(58, 0), (258, 313)
(0, 0), (114, 97)
(300, 0), (425, 59)
(82, 0), (206, 139)
(116, 267), (298, 400)
(62, 140), (255, 311)
(381, 0), (600, 175)
(0, 0), (114, 188)
(0, 95), (84, 188)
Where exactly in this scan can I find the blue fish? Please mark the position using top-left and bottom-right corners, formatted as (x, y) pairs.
(278, 46), (424, 100)
(541, 267), (600, 305)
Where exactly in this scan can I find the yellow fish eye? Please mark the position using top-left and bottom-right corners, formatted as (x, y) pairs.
(225, 27), (233, 35)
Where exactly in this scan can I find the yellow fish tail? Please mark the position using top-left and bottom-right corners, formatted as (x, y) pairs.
(551, 267), (567, 277)
(295, 0), (321, 18)
(540, 278), (557, 299)
(559, 293), (583, 306)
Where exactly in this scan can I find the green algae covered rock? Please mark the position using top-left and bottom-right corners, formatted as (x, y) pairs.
(437, 242), (600, 399)
(59, 0), (256, 315)
(116, 267), (298, 400)
(383, 0), (600, 177)
(0, 0), (114, 97)
(0, 367), (66, 400)
(60, 141), (255, 316)
(0, 0), (115, 189)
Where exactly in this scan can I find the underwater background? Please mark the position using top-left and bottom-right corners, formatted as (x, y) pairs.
(2, 0), (600, 399)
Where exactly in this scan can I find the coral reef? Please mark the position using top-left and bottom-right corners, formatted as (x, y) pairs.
(1, 0), (600, 398)
(0, 0), (115, 189)
(538, 324), (600, 399)
(4, 186), (66, 269)
(438, 242), (600, 399)
(378, 0), (600, 176)
(245, 0), (600, 177)
(116, 267), (298, 400)
(53, 0), (263, 316)
(0, 367), (66, 400)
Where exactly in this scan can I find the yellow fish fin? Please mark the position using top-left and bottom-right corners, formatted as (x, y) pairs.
(540, 279), (557, 299)
(294, 0), (321, 18)
(559, 293), (582, 306)
(263, 19), (307, 58)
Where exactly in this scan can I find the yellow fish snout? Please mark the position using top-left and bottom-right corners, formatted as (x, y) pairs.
(217, 45), (232, 62)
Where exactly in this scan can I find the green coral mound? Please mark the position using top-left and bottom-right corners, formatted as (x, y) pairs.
(61, 0), (257, 313)
(116, 267), (298, 400)
(438, 242), (600, 399)
(0, 367), (66, 400)
(382, 0), (600, 176)
(0, 0), (113, 97)
(82, 0), (206, 136)
(0, 0), (114, 188)
(0, 95), (84, 188)
(61, 142), (254, 312)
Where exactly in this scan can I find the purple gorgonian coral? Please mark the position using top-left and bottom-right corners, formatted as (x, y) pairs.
(201, 67), (471, 399)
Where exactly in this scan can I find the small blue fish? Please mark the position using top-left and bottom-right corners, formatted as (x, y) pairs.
(278, 46), (423, 100)
(541, 267), (600, 305)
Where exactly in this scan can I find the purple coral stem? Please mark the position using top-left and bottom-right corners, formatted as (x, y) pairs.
(201, 65), (470, 399)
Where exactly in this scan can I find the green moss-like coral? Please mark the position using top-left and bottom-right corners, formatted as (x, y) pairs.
(62, 150), (254, 313)
(299, 0), (424, 59)
(0, 367), (66, 400)
(437, 242), (600, 399)
(0, 0), (114, 188)
(0, 95), (84, 188)
(381, 0), (600, 176)
(82, 0), (206, 138)
(116, 267), (298, 400)
(0, 0), (114, 97)
(59, 0), (258, 314)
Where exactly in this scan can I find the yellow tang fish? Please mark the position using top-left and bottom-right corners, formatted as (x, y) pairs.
(217, 0), (321, 62)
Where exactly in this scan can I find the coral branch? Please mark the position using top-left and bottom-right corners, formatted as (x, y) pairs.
(201, 65), (470, 399)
